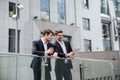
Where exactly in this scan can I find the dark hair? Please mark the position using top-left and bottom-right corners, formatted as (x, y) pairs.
(43, 29), (54, 36)
(55, 30), (63, 35)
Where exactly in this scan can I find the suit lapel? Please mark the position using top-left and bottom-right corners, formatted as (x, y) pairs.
(64, 41), (68, 53)
(38, 39), (45, 51)
(56, 41), (64, 53)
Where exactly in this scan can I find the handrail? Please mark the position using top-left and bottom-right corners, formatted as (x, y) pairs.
(0, 52), (120, 63)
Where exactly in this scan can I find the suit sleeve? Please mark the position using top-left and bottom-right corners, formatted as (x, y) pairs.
(47, 43), (54, 56)
(32, 41), (45, 56)
(53, 45), (66, 58)
(67, 41), (73, 52)
(56, 41), (73, 58)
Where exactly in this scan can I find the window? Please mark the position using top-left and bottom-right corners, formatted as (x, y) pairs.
(40, 0), (50, 21)
(118, 24), (120, 36)
(9, 2), (16, 17)
(113, 0), (120, 17)
(101, 0), (109, 15)
(118, 24), (120, 49)
(63, 35), (71, 42)
(102, 23), (112, 51)
(83, 18), (90, 30)
(57, 0), (66, 24)
(84, 39), (92, 52)
(9, 29), (20, 53)
(83, 0), (89, 9)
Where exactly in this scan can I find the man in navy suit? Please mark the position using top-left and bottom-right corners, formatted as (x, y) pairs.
(53, 30), (75, 80)
(30, 29), (54, 80)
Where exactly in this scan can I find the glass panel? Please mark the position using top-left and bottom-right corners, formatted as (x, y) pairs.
(102, 23), (112, 51)
(0, 54), (120, 80)
(17, 56), (34, 80)
(81, 60), (120, 80)
(0, 54), (37, 80)
(101, 0), (109, 15)
(40, 0), (50, 21)
(57, 0), (66, 24)
(9, 29), (15, 52)
(112, 62), (120, 80)
(9, 2), (16, 17)
(50, 58), (82, 80)
(0, 56), (16, 80)
(8, 29), (20, 53)
(41, 0), (49, 12)
(83, 0), (89, 9)
(83, 18), (90, 30)
(84, 39), (92, 52)
(9, 35), (15, 52)
(113, 0), (120, 17)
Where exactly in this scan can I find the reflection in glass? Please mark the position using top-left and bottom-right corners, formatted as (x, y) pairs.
(102, 23), (112, 51)
(40, 0), (50, 21)
(57, 0), (66, 24)
(101, 0), (109, 15)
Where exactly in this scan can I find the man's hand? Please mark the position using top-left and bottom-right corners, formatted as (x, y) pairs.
(66, 52), (75, 58)
(45, 47), (54, 55)
(69, 52), (75, 57)
(53, 52), (58, 59)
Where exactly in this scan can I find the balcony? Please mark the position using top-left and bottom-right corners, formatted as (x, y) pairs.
(0, 52), (120, 80)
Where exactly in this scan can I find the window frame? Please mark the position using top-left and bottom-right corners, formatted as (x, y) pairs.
(83, 18), (90, 31)
(101, 0), (109, 15)
(57, 0), (66, 24)
(84, 39), (92, 52)
(8, 29), (20, 53)
(102, 23), (112, 51)
(83, 0), (89, 9)
(40, 0), (50, 21)
(9, 2), (16, 17)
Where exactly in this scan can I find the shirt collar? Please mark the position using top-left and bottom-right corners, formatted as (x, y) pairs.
(57, 40), (64, 44)
(41, 38), (48, 44)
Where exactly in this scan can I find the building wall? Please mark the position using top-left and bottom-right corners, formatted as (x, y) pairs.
(77, 0), (103, 51)
(0, 0), (9, 52)
(31, 0), (103, 52)
(0, 0), (119, 54)
(0, 0), (33, 54)
(0, 0), (120, 80)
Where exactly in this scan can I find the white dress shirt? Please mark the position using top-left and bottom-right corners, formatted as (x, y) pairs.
(57, 40), (67, 54)
(41, 38), (48, 51)
(41, 38), (48, 63)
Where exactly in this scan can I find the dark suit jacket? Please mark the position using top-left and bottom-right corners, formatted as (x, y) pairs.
(30, 39), (53, 71)
(54, 41), (73, 70)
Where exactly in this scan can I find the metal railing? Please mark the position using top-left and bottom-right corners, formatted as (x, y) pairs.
(0, 52), (120, 80)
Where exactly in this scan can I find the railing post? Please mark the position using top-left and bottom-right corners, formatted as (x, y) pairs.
(79, 61), (86, 80)
(41, 57), (48, 80)
(110, 63), (116, 80)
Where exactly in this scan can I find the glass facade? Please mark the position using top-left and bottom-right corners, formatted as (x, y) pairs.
(40, 0), (50, 21)
(57, 0), (66, 24)
(102, 23), (112, 51)
(118, 24), (120, 50)
(113, 0), (120, 17)
(101, 0), (109, 15)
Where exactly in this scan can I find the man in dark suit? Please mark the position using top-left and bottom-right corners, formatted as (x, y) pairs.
(53, 30), (75, 80)
(30, 29), (54, 80)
